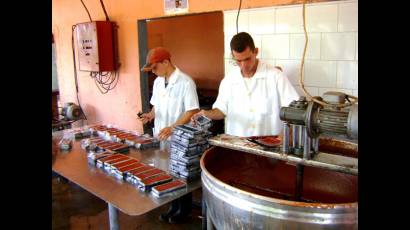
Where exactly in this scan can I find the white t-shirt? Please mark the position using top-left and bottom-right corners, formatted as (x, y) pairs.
(150, 67), (199, 136)
(213, 60), (299, 137)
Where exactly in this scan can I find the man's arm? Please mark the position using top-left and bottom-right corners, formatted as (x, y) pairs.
(192, 108), (225, 122)
(190, 108), (225, 126)
(158, 108), (200, 140)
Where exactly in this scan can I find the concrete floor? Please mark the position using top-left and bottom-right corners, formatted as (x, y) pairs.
(52, 176), (203, 230)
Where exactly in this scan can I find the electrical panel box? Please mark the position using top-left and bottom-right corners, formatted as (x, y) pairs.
(75, 21), (116, 72)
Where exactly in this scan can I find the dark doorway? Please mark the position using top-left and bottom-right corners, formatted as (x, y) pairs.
(138, 11), (225, 135)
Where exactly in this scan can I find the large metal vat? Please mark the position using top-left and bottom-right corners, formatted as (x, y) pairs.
(200, 145), (358, 229)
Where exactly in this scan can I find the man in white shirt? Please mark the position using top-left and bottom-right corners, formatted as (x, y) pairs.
(193, 32), (299, 137)
(139, 47), (199, 223)
(139, 47), (200, 140)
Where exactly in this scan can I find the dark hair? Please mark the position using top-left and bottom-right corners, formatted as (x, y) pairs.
(230, 32), (255, 52)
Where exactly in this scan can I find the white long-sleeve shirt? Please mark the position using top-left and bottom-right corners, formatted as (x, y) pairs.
(213, 60), (299, 137)
(150, 67), (199, 136)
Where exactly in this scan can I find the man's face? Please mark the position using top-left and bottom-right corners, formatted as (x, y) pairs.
(232, 47), (258, 76)
(151, 60), (167, 77)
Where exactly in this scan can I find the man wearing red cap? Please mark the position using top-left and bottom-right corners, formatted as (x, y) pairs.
(139, 47), (199, 140)
(139, 47), (199, 223)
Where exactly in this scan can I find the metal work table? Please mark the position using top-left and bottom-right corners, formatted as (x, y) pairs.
(208, 134), (358, 175)
(52, 128), (201, 230)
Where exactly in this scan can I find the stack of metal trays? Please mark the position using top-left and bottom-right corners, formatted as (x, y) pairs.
(87, 151), (114, 165)
(138, 174), (173, 192)
(151, 179), (187, 198)
(108, 158), (140, 175)
(81, 137), (130, 153)
(126, 165), (156, 184)
(168, 124), (211, 181)
(112, 161), (145, 180)
(133, 135), (160, 149)
(88, 124), (160, 150)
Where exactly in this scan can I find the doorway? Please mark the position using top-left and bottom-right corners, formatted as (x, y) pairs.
(138, 11), (225, 135)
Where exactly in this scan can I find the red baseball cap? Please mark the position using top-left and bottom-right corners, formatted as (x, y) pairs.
(141, 47), (171, 72)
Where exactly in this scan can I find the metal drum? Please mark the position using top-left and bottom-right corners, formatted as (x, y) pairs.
(200, 145), (358, 230)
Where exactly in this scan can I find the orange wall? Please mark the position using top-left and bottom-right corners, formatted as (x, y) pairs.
(147, 12), (224, 90)
(52, 0), (336, 133)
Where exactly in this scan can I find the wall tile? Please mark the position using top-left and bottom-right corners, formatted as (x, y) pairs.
(338, 2), (358, 32)
(264, 59), (276, 68)
(275, 59), (301, 86)
(261, 34), (289, 59)
(251, 34), (262, 58)
(224, 34), (234, 58)
(353, 89), (358, 97)
(337, 61), (358, 89)
(294, 86), (319, 97)
(290, 33), (321, 60)
(318, 87), (353, 97)
(224, 10), (249, 35)
(276, 6), (303, 33)
(306, 4), (338, 32)
(355, 32), (358, 60)
(223, 1), (358, 96)
(304, 60), (337, 87)
(249, 8), (275, 34)
(321, 33), (356, 60)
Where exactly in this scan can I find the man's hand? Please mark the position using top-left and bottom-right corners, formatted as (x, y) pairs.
(158, 126), (174, 140)
(191, 110), (208, 125)
(138, 112), (154, 124)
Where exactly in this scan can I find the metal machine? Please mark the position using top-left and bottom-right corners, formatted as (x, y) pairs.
(60, 102), (84, 121)
(52, 102), (85, 131)
(279, 91), (358, 202)
(201, 91), (359, 230)
(280, 91), (358, 159)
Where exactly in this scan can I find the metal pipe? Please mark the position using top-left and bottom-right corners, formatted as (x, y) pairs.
(282, 122), (290, 154)
(108, 203), (120, 230)
(295, 164), (304, 201)
(298, 125), (304, 148)
(313, 138), (319, 154)
(303, 128), (311, 160)
(292, 125), (298, 148)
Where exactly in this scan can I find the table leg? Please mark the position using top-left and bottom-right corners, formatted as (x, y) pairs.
(108, 203), (120, 230)
(202, 197), (207, 230)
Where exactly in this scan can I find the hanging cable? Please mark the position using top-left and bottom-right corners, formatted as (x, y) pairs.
(71, 25), (88, 120)
(80, 0), (93, 22)
(99, 0), (110, 21)
(299, 0), (357, 108)
(236, 0), (243, 34)
(91, 71), (119, 94)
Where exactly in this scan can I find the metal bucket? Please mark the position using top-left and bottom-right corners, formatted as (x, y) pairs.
(200, 146), (358, 230)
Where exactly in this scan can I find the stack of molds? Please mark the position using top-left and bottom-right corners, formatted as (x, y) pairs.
(138, 174), (173, 192)
(168, 124), (211, 181)
(81, 137), (129, 153)
(88, 124), (160, 149)
(151, 179), (187, 198)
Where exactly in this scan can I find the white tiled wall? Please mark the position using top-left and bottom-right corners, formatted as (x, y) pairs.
(223, 0), (358, 97)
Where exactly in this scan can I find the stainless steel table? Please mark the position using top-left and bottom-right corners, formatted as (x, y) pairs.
(52, 128), (202, 230)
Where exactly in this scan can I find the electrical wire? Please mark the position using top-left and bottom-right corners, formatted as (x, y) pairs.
(71, 25), (88, 120)
(299, 0), (357, 108)
(236, 0), (243, 34)
(99, 0), (110, 21)
(91, 71), (119, 94)
(80, 0), (93, 22)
